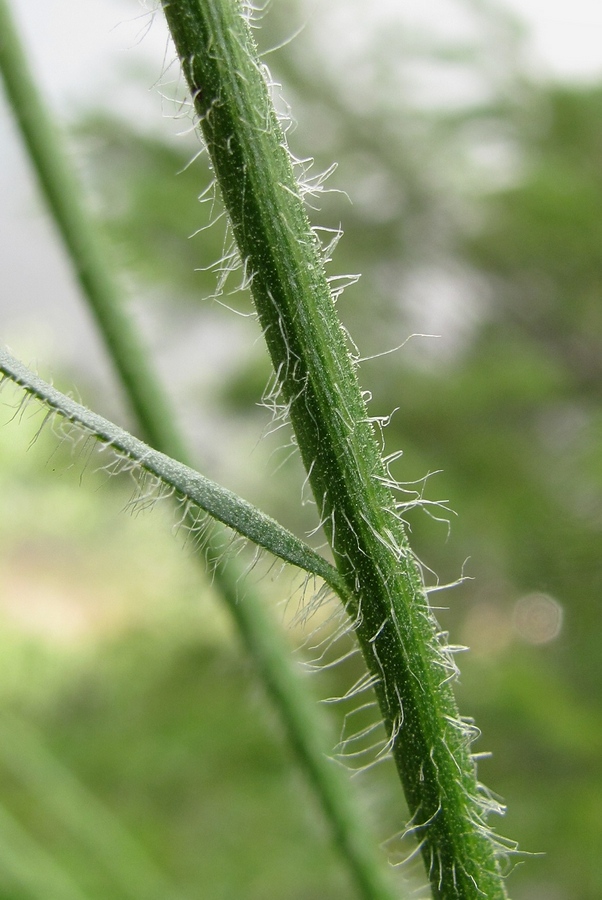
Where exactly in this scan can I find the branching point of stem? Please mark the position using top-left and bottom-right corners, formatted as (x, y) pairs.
(0, 348), (349, 599)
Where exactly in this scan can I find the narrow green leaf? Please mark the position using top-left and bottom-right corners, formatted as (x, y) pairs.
(0, 347), (347, 596)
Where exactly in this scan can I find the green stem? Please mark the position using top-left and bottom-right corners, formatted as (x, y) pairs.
(0, 4), (398, 897)
(0, 1), (176, 452)
(161, 1), (509, 896)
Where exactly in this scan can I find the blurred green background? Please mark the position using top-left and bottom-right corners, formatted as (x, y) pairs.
(1, 1), (601, 897)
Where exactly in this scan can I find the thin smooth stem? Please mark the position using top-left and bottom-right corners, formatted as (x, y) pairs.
(160, 1), (509, 897)
(0, 4), (398, 898)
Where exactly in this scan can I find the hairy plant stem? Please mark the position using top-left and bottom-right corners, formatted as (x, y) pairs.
(0, 3), (398, 898)
(161, 1), (508, 896)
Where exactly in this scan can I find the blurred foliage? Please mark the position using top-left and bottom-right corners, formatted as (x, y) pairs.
(0, 411), (388, 899)
(2, 0), (602, 898)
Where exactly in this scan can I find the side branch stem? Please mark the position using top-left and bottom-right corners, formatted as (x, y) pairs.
(0, 348), (346, 596)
